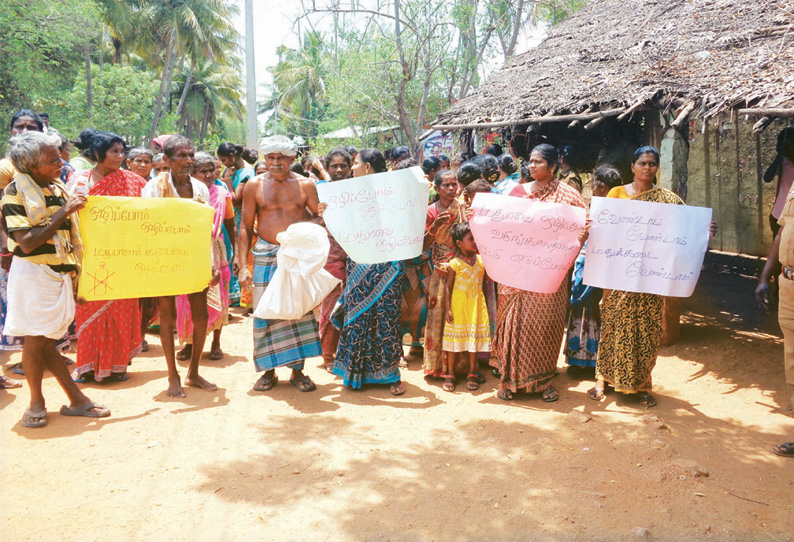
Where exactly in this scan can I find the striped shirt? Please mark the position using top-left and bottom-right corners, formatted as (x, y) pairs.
(2, 180), (78, 273)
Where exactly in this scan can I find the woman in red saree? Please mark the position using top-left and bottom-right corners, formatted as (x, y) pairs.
(68, 132), (146, 382)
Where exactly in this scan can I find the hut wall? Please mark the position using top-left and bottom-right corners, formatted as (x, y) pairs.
(686, 115), (784, 257)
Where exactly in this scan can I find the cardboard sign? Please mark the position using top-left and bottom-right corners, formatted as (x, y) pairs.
(317, 167), (429, 264)
(469, 193), (586, 293)
(584, 197), (712, 297)
(77, 196), (213, 300)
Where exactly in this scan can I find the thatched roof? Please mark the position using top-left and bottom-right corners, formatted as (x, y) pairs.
(431, 0), (794, 129)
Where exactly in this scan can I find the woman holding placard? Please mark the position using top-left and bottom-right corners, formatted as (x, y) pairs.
(588, 146), (716, 407)
(68, 132), (147, 383)
(333, 149), (406, 396)
(494, 144), (586, 403)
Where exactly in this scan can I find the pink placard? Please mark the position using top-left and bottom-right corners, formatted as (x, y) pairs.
(469, 193), (586, 293)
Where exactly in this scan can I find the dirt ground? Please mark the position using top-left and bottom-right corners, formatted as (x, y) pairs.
(2, 270), (794, 541)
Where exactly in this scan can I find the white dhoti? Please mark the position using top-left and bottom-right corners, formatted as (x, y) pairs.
(4, 258), (74, 339)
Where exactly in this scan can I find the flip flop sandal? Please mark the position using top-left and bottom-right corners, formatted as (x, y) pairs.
(542, 388), (559, 403)
(390, 381), (406, 396)
(497, 388), (513, 401)
(73, 371), (95, 384)
(442, 377), (456, 392)
(587, 387), (605, 401)
(253, 373), (278, 392)
(491, 368), (501, 378)
(466, 374), (480, 391)
(60, 402), (110, 418)
(141, 341), (150, 353)
(208, 350), (224, 360)
(640, 393), (657, 408)
(0, 376), (22, 389)
(21, 408), (48, 428)
(12, 363), (24, 376)
(772, 442), (794, 458)
(289, 375), (316, 392)
(176, 349), (192, 361)
(472, 371), (487, 384)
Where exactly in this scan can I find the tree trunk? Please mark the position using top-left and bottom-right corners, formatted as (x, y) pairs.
(149, 38), (173, 145)
(175, 63), (193, 117)
(393, 0), (416, 152)
(112, 37), (122, 65)
(163, 48), (178, 115)
(244, 0), (258, 148)
(506, 0), (526, 58)
(199, 102), (212, 146)
(84, 45), (93, 120)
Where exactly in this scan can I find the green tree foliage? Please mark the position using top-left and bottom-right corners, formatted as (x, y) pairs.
(282, 0), (587, 151)
(54, 64), (160, 146)
(269, 31), (329, 139)
(171, 60), (244, 146)
(0, 0), (243, 148)
(0, 0), (102, 119)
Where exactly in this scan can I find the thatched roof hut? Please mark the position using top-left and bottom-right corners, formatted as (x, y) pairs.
(431, 0), (794, 131)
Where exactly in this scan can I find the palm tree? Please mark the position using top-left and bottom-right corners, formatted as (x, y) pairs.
(172, 59), (244, 145)
(270, 30), (328, 136)
(95, 0), (146, 65)
(140, 0), (240, 143)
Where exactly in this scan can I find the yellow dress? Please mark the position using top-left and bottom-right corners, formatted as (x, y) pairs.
(442, 256), (491, 353)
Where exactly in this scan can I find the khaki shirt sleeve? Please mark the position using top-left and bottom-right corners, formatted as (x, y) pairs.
(0, 159), (18, 190)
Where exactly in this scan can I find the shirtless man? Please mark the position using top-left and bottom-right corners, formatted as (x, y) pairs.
(237, 135), (322, 392)
(142, 135), (219, 397)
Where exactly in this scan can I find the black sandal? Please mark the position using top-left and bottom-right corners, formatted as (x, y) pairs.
(542, 387), (559, 403)
(497, 388), (513, 401)
(253, 373), (278, 392)
(772, 442), (794, 458)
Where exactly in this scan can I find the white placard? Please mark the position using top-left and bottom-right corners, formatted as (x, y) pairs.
(583, 197), (712, 297)
(317, 167), (429, 264)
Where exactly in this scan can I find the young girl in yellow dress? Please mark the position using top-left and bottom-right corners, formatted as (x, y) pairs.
(442, 223), (491, 392)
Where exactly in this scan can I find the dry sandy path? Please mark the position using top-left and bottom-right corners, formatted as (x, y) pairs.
(2, 271), (793, 541)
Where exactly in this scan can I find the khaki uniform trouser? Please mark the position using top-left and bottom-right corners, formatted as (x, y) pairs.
(777, 274), (794, 408)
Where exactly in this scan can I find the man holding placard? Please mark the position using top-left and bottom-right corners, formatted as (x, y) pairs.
(237, 135), (322, 394)
(142, 135), (218, 398)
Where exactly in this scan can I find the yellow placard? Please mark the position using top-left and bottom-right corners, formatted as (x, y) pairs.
(77, 196), (214, 301)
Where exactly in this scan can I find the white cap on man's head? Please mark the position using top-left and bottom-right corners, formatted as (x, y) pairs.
(259, 135), (298, 157)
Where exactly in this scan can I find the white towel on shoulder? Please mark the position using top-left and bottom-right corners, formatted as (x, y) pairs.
(4, 258), (74, 339)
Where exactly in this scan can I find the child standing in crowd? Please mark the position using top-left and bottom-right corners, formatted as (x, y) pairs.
(564, 165), (621, 373)
(442, 223), (490, 392)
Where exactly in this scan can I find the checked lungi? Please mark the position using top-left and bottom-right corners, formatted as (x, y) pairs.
(253, 238), (321, 371)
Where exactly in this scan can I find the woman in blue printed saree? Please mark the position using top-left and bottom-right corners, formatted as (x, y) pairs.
(333, 149), (406, 395)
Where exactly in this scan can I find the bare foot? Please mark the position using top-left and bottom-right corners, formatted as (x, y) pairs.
(185, 373), (218, 391)
(166, 378), (186, 398)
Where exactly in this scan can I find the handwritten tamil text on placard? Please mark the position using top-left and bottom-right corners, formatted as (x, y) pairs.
(317, 167), (429, 264)
(469, 193), (586, 294)
(77, 196), (214, 301)
(583, 197), (712, 297)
